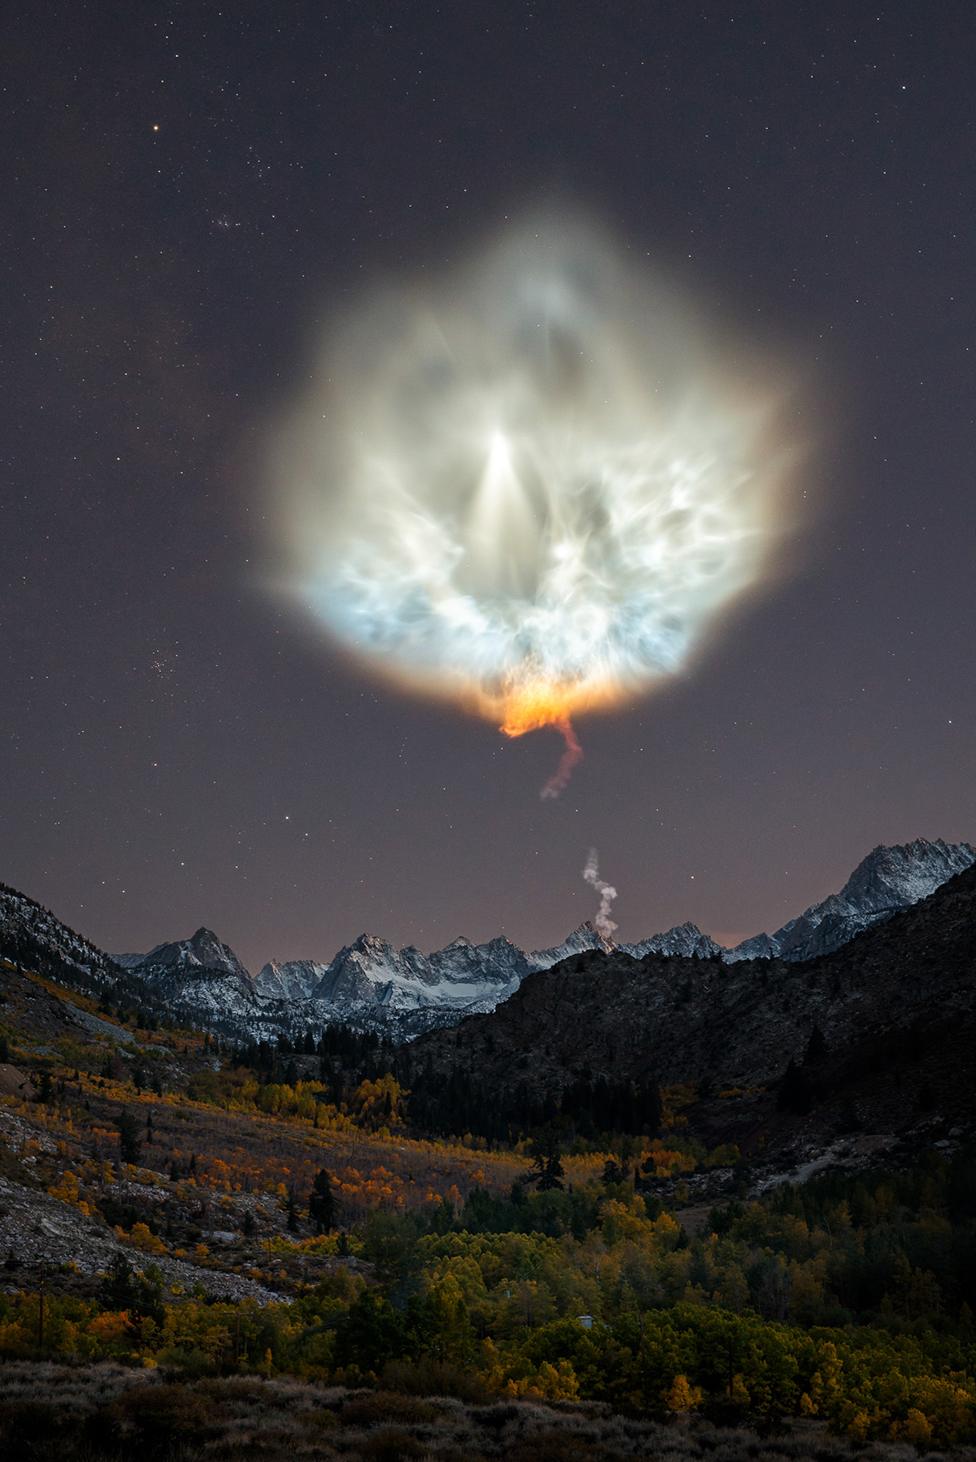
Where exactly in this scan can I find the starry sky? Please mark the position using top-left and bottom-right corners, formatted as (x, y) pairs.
(4, 2), (975, 972)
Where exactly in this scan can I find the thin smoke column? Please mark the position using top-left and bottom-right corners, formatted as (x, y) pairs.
(583, 848), (618, 941)
(271, 208), (803, 796)
(540, 717), (582, 800)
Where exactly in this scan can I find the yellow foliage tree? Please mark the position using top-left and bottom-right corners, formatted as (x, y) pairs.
(119, 1222), (166, 1255)
(666, 1374), (703, 1413)
(48, 1170), (93, 1216)
(900, 1409), (933, 1446)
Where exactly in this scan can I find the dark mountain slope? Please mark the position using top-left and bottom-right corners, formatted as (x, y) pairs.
(0, 883), (168, 1018)
(405, 863), (976, 1157)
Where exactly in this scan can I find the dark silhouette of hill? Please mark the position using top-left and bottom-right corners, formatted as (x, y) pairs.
(404, 864), (976, 1164)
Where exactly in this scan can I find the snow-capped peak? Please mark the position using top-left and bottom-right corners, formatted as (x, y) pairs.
(135, 926), (250, 980)
(621, 921), (723, 960)
(529, 920), (615, 970)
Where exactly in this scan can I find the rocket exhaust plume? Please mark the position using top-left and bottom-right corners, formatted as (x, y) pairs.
(270, 208), (803, 794)
(540, 717), (582, 800)
(583, 848), (618, 942)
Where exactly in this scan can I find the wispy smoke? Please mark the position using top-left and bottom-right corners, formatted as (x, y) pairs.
(583, 847), (618, 942)
(540, 718), (583, 800)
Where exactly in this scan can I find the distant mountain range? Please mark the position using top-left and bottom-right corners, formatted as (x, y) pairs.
(2, 838), (973, 1044)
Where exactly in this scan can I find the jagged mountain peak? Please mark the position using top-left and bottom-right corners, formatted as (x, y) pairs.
(760, 837), (976, 964)
(839, 838), (976, 907)
(622, 921), (723, 961)
(346, 932), (397, 957)
(140, 926), (249, 979)
(254, 957), (330, 1003)
(529, 920), (615, 970)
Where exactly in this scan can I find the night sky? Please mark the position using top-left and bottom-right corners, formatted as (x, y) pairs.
(5, 3), (975, 972)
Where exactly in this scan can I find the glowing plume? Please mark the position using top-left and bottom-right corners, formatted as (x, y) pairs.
(270, 209), (801, 794)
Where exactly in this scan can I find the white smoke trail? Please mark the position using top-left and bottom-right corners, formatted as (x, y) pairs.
(540, 717), (582, 800)
(583, 847), (618, 942)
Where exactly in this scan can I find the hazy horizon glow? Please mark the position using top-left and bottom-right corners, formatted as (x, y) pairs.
(272, 213), (801, 788)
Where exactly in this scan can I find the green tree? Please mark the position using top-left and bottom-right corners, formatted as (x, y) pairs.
(285, 1187), (300, 1233)
(117, 1108), (142, 1164)
(777, 1059), (814, 1115)
(535, 1154), (565, 1192)
(309, 1168), (336, 1233)
(333, 1290), (409, 1373)
(803, 1025), (828, 1064)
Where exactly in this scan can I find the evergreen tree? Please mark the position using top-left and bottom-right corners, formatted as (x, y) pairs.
(101, 1252), (137, 1311)
(777, 1058), (815, 1115)
(117, 1108), (142, 1164)
(536, 1154), (565, 1191)
(602, 1157), (626, 1186)
(286, 1187), (300, 1233)
(309, 1167), (336, 1233)
(804, 1024), (829, 1064)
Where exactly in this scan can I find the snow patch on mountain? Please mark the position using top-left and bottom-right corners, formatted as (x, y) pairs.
(255, 959), (330, 1002)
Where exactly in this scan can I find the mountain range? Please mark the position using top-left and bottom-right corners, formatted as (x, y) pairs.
(2, 838), (973, 1044)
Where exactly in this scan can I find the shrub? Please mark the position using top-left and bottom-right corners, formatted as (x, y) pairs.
(340, 1390), (439, 1426)
(503, 1430), (614, 1462)
(383, 1357), (491, 1403)
(103, 1379), (214, 1451)
(0, 1399), (74, 1456)
(356, 1427), (428, 1461)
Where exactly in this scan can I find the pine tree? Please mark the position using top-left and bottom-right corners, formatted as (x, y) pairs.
(117, 1108), (142, 1164)
(804, 1024), (829, 1064)
(778, 1058), (815, 1115)
(286, 1187), (300, 1233)
(534, 1153), (565, 1191)
(309, 1168), (336, 1233)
